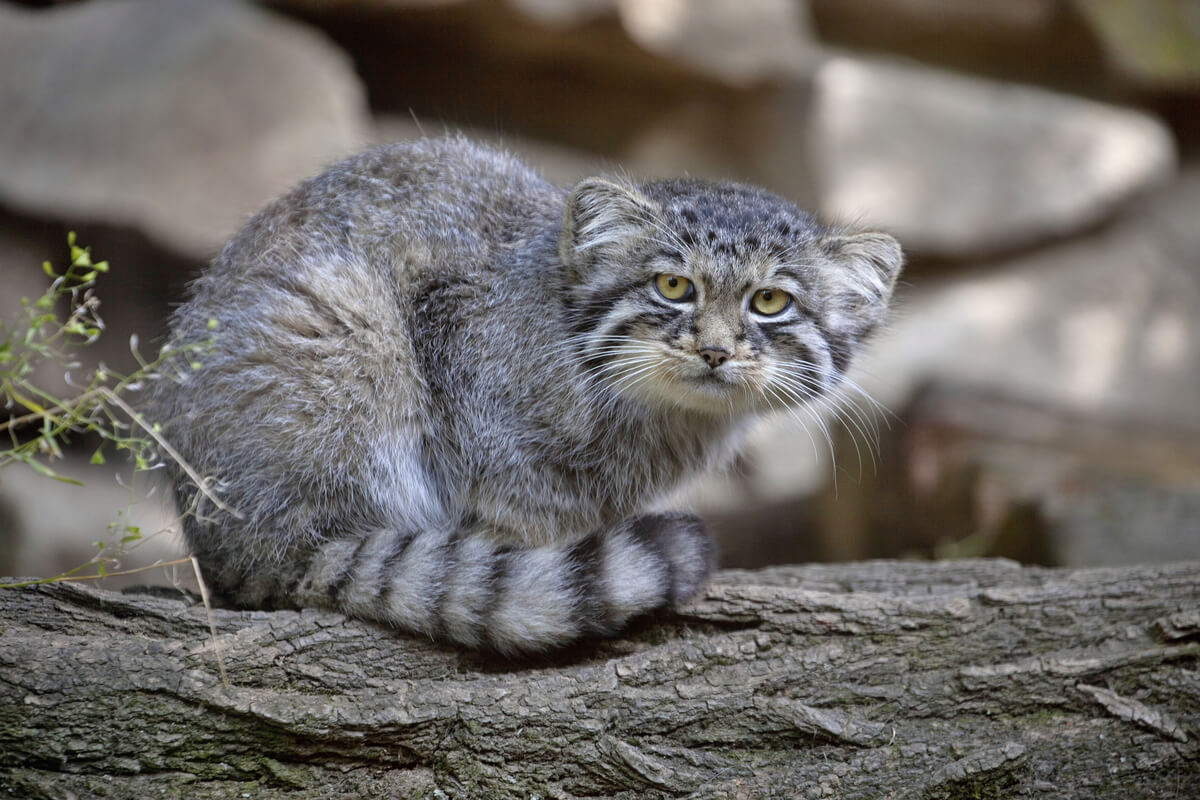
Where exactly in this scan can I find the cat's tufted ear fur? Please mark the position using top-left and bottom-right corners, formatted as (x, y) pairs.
(821, 232), (903, 317)
(560, 178), (660, 272)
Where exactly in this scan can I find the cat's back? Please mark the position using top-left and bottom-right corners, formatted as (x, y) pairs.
(209, 136), (561, 287)
(162, 136), (564, 416)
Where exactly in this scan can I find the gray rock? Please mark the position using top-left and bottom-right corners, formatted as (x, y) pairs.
(0, 0), (370, 258)
(827, 382), (1200, 568)
(864, 166), (1200, 430)
(809, 56), (1178, 258)
(510, 0), (817, 85)
(616, 0), (817, 86)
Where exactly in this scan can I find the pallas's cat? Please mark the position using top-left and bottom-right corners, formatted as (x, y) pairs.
(148, 137), (902, 654)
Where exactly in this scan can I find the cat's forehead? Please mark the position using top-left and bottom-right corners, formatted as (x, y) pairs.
(639, 179), (826, 287)
(642, 178), (822, 254)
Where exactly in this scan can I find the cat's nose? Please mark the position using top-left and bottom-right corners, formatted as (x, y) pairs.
(699, 347), (731, 368)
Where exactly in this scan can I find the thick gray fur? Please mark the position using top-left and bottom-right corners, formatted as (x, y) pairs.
(147, 136), (903, 654)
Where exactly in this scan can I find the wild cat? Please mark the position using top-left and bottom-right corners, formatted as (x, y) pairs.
(147, 136), (902, 655)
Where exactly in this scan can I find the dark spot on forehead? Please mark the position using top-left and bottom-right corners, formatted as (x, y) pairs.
(642, 178), (822, 252)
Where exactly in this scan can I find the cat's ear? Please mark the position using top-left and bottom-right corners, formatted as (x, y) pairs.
(560, 178), (659, 268)
(820, 231), (904, 312)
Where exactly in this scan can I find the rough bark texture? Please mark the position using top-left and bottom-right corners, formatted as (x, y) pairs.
(2, 559), (1198, 799)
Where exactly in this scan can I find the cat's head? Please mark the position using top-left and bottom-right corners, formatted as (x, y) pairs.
(559, 176), (903, 417)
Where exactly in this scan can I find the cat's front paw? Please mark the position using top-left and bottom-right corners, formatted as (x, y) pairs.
(626, 512), (716, 605)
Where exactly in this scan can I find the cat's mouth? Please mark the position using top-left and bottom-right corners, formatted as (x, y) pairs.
(667, 362), (763, 412)
(598, 345), (759, 414)
(690, 370), (735, 388)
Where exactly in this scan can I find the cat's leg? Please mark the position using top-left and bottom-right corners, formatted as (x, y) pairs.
(294, 512), (716, 655)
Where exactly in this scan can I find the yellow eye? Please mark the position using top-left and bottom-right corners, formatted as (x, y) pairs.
(751, 288), (791, 316)
(654, 273), (693, 301)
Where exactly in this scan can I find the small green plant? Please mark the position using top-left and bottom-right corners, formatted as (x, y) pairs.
(0, 234), (207, 585)
(3, 233), (145, 477)
(1, 238), (236, 685)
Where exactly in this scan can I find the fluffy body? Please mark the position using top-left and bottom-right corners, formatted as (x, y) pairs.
(148, 137), (902, 654)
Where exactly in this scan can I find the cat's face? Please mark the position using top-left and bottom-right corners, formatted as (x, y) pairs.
(560, 178), (903, 417)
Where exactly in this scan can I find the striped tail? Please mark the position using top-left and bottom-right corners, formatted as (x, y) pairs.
(294, 513), (715, 655)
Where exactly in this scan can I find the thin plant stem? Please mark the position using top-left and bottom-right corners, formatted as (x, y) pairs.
(190, 554), (231, 689)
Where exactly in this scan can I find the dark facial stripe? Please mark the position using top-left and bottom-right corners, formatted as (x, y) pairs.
(582, 308), (681, 376)
(810, 317), (855, 374)
(826, 336), (854, 374)
(634, 308), (684, 326)
(564, 280), (645, 336)
(755, 318), (800, 334)
(772, 266), (816, 286)
(580, 318), (637, 376)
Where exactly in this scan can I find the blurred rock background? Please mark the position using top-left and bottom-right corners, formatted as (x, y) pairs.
(1, 0), (1198, 587)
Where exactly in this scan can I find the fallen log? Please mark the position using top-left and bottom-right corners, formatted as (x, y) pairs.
(2, 559), (1198, 798)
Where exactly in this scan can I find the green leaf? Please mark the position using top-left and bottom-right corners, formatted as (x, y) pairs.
(90, 449), (106, 465)
(42, 260), (55, 277)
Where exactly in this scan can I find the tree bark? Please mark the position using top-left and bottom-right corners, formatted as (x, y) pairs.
(2, 559), (1198, 799)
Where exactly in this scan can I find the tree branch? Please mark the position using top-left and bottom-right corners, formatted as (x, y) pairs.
(2, 559), (1198, 798)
